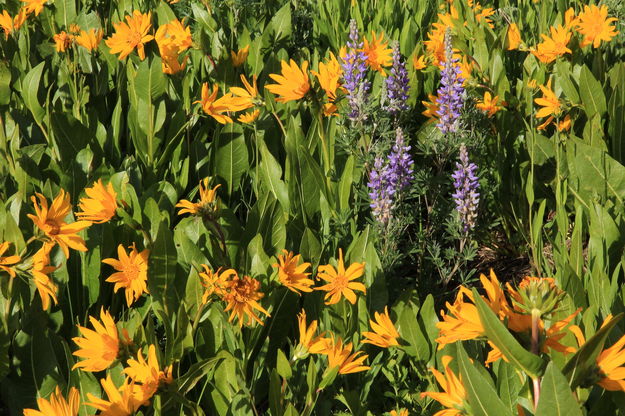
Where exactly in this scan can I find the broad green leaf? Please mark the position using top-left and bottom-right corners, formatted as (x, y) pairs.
(269, 369), (283, 416)
(276, 349), (292, 379)
(259, 142), (290, 212)
(0, 63), (10, 106)
(214, 123), (249, 195)
(55, 0), (77, 28)
(21, 62), (46, 124)
(496, 361), (522, 410)
(50, 112), (90, 166)
(473, 289), (547, 378)
(579, 65), (606, 119)
(148, 221), (178, 314)
(535, 362), (583, 416)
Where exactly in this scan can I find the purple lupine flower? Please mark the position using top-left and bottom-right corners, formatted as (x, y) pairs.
(385, 42), (410, 114)
(452, 143), (479, 232)
(436, 29), (465, 134)
(368, 128), (414, 225)
(342, 19), (370, 122)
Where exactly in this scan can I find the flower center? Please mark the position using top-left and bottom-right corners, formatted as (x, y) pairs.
(44, 220), (60, 236)
(128, 30), (143, 46)
(122, 263), (140, 282)
(333, 274), (349, 291)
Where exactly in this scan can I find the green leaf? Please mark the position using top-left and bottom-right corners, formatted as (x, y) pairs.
(456, 343), (514, 416)
(50, 112), (90, 166)
(276, 349), (292, 379)
(214, 123), (249, 195)
(396, 297), (429, 360)
(473, 289), (547, 378)
(562, 313), (623, 389)
(535, 362), (583, 416)
(579, 65), (607, 119)
(54, 0), (77, 28)
(21, 62), (46, 124)
(0, 63), (11, 106)
(259, 142), (290, 212)
(148, 221), (179, 314)
(269, 369), (283, 416)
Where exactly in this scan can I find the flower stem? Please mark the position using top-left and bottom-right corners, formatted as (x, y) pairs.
(531, 309), (541, 409)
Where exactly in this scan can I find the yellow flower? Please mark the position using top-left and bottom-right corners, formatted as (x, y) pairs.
(27, 190), (91, 259)
(75, 28), (103, 52)
(53, 31), (73, 52)
(474, 6), (495, 28)
(361, 31), (392, 74)
(531, 25), (572, 64)
(535, 79), (561, 119)
(322, 102), (338, 117)
(124, 344), (173, 405)
(198, 266), (234, 302)
(476, 92), (502, 117)
(557, 114), (571, 131)
(296, 309), (325, 352)
(102, 244), (150, 307)
(272, 250), (314, 294)
(105, 10), (154, 60)
(507, 23), (521, 50)
(310, 52), (342, 101)
(229, 74), (259, 111)
(0, 242), (20, 278)
(324, 336), (370, 374)
(576, 4), (619, 48)
(76, 179), (118, 224)
(362, 306), (400, 348)
(0, 9), (27, 39)
(72, 308), (119, 372)
(238, 109), (260, 123)
(68, 23), (80, 34)
(413, 54), (427, 70)
(265, 59), (311, 103)
(420, 356), (467, 416)
(23, 386), (80, 416)
(422, 94), (440, 120)
(155, 18), (192, 74)
(195, 83), (250, 124)
(175, 178), (220, 218)
(222, 272), (270, 327)
(86, 375), (141, 416)
(315, 249), (366, 305)
(389, 410), (408, 416)
(231, 45), (249, 67)
(31, 243), (58, 310)
(22, 0), (47, 16)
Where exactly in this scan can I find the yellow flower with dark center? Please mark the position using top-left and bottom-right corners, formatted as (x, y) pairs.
(229, 74), (259, 111)
(315, 249), (366, 305)
(53, 31), (73, 52)
(576, 4), (619, 48)
(76, 179), (118, 224)
(105, 10), (154, 61)
(176, 178), (220, 218)
(361, 31), (392, 74)
(86, 375), (141, 415)
(310, 52), (342, 102)
(199, 266), (234, 302)
(324, 336), (370, 374)
(420, 356), (467, 416)
(507, 23), (521, 50)
(22, 0), (47, 16)
(31, 243), (58, 310)
(75, 28), (103, 52)
(531, 25), (572, 63)
(272, 250), (313, 294)
(0, 242), (20, 278)
(222, 272), (270, 327)
(265, 59), (310, 103)
(72, 308), (119, 372)
(23, 386), (80, 416)
(102, 244), (149, 307)
(422, 94), (440, 120)
(476, 92), (502, 117)
(362, 306), (400, 348)
(413, 54), (427, 70)
(195, 83), (250, 124)
(231, 45), (249, 67)
(27, 190), (91, 259)
(534, 79), (561, 129)
(238, 109), (260, 123)
(124, 344), (173, 406)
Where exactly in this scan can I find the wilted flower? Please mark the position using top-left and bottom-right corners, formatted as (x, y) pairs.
(315, 248), (366, 305)
(341, 19), (370, 121)
(0, 242), (20, 278)
(451, 144), (480, 232)
(53, 31), (73, 52)
(23, 386), (80, 416)
(76, 179), (118, 224)
(102, 244), (150, 307)
(72, 308), (120, 372)
(576, 4), (619, 48)
(265, 59), (310, 102)
(105, 11), (154, 60)
(384, 42), (410, 114)
(436, 29), (465, 134)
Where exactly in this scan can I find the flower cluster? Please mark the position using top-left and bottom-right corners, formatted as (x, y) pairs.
(436, 29), (465, 134)
(341, 19), (371, 122)
(451, 144), (480, 232)
(384, 41), (410, 115)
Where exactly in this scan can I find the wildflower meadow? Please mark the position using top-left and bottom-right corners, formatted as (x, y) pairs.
(1, 0), (625, 414)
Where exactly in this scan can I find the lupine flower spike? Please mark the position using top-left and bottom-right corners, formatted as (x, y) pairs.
(341, 19), (370, 122)
(436, 29), (465, 134)
(385, 41), (410, 115)
(451, 144), (480, 232)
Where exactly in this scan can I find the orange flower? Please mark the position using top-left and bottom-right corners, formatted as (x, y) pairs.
(507, 23), (521, 50)
(0, 242), (20, 278)
(23, 386), (80, 416)
(27, 190), (91, 259)
(238, 109), (260, 123)
(74, 28), (103, 52)
(265, 59), (310, 103)
(72, 308), (119, 372)
(531, 25), (571, 64)
(557, 114), (571, 132)
(102, 244), (150, 307)
(105, 11), (154, 60)
(229, 74), (258, 111)
(420, 356), (467, 416)
(195, 83), (250, 124)
(315, 249), (366, 305)
(535, 79), (561, 119)
(22, 0), (47, 16)
(389, 410), (408, 416)
(413, 54), (427, 70)
(310, 52), (342, 101)
(198, 266), (234, 302)
(155, 18), (192, 74)
(296, 309), (326, 354)
(0, 9), (26, 39)
(272, 250), (314, 294)
(476, 92), (502, 117)
(576, 4), (619, 48)
(362, 306), (400, 348)
(221, 272), (270, 327)
(361, 31), (392, 74)
(31, 243), (58, 310)
(231, 45), (249, 67)
(53, 31), (73, 52)
(86, 375), (141, 415)
(422, 94), (440, 119)
(175, 178), (220, 218)
(76, 179), (118, 224)
(324, 336), (370, 374)
(124, 344), (173, 405)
